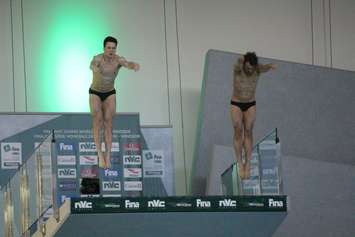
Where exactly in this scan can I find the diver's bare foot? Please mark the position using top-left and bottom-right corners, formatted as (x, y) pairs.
(238, 162), (245, 180)
(105, 153), (111, 169)
(98, 151), (105, 168)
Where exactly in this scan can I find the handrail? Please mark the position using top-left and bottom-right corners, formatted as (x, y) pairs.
(221, 128), (282, 196)
(1, 131), (58, 237)
(222, 128), (279, 175)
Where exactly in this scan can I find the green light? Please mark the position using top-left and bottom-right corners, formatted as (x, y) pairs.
(32, 1), (110, 112)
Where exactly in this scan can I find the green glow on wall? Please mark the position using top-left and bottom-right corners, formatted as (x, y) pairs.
(37, 2), (110, 112)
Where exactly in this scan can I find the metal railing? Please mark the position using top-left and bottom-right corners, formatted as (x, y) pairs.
(0, 131), (59, 237)
(221, 128), (283, 195)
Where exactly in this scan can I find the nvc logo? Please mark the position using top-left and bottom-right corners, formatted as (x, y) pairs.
(79, 142), (96, 152)
(123, 155), (141, 165)
(74, 201), (92, 209)
(219, 199), (237, 207)
(58, 168), (76, 178)
(148, 200), (165, 208)
(102, 181), (121, 191)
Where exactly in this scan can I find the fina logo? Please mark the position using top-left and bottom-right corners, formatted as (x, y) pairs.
(104, 169), (118, 177)
(219, 199), (237, 207)
(2, 143), (20, 152)
(148, 199), (165, 208)
(144, 151), (153, 160)
(153, 154), (163, 163)
(143, 150), (163, 163)
(196, 199), (211, 208)
(74, 201), (92, 209)
(125, 200), (139, 209)
(268, 198), (284, 207)
(59, 143), (74, 151)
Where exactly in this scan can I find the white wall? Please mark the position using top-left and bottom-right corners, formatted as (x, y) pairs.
(330, 0), (355, 70)
(0, 0), (354, 195)
(0, 0), (14, 111)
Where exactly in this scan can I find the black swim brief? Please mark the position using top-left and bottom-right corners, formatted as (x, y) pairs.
(230, 100), (256, 112)
(89, 88), (116, 102)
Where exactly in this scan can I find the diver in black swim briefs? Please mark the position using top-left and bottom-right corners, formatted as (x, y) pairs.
(230, 52), (276, 179)
(89, 36), (140, 169)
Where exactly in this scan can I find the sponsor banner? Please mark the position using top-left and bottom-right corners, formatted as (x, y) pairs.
(79, 142), (97, 152)
(102, 142), (120, 152)
(79, 142), (119, 153)
(59, 180), (77, 192)
(143, 150), (164, 178)
(124, 181), (142, 191)
(80, 167), (99, 178)
(218, 198), (238, 208)
(124, 168), (142, 178)
(103, 202), (121, 209)
(104, 169), (119, 177)
(102, 181), (121, 191)
(124, 199), (140, 209)
(0, 113), (142, 201)
(57, 155), (76, 166)
(71, 195), (288, 214)
(123, 143), (140, 152)
(147, 199), (166, 208)
(79, 155), (98, 165)
(123, 155), (142, 165)
(58, 168), (77, 179)
(111, 142), (120, 152)
(58, 142), (75, 153)
(1, 142), (22, 169)
(195, 198), (212, 209)
(175, 202), (193, 208)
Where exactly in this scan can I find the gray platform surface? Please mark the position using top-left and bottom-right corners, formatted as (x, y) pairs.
(273, 155), (355, 237)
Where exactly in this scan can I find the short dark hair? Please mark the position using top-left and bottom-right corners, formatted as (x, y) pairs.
(244, 52), (258, 66)
(103, 36), (118, 47)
